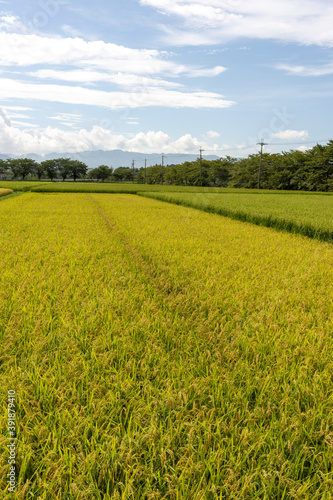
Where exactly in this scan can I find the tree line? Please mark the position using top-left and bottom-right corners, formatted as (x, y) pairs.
(140, 141), (333, 191)
(0, 158), (89, 182)
(1, 141), (333, 190)
(0, 158), (142, 183)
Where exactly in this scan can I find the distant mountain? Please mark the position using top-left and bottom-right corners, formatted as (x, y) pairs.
(0, 154), (11, 161)
(0, 149), (219, 169)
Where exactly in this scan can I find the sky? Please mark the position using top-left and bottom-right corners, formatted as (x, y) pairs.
(0, 0), (333, 160)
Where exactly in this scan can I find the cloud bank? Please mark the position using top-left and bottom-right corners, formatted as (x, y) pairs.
(272, 129), (309, 141)
(0, 17), (232, 113)
(139, 0), (333, 47)
(0, 110), (225, 155)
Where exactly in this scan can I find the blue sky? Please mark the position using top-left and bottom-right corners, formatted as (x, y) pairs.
(0, 0), (333, 158)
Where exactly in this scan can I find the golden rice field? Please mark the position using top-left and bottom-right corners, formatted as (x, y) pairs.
(0, 188), (13, 197)
(1, 193), (333, 499)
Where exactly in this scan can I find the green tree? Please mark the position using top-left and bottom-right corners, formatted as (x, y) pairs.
(208, 157), (235, 186)
(6, 158), (37, 180)
(135, 167), (146, 184)
(302, 143), (333, 191)
(272, 150), (307, 190)
(0, 159), (8, 177)
(41, 159), (59, 181)
(229, 155), (260, 188)
(164, 164), (179, 185)
(88, 165), (113, 182)
(34, 163), (45, 181)
(70, 160), (88, 182)
(57, 158), (72, 182)
(144, 165), (163, 184)
(113, 167), (133, 182)
(164, 161), (205, 186)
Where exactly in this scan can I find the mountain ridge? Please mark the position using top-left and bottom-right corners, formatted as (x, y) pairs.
(0, 149), (220, 169)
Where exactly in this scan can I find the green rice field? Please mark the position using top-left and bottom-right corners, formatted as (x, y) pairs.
(0, 182), (49, 192)
(1, 192), (333, 498)
(141, 191), (333, 243)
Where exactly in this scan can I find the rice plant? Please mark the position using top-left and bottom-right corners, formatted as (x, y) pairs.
(0, 188), (13, 197)
(29, 183), (333, 195)
(0, 181), (49, 192)
(140, 191), (333, 243)
(1, 193), (333, 499)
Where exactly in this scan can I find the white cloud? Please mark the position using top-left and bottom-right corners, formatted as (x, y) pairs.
(6, 112), (31, 119)
(0, 31), (166, 71)
(277, 63), (333, 77)
(272, 129), (309, 140)
(126, 131), (171, 152)
(140, 0), (333, 47)
(186, 66), (227, 77)
(2, 105), (34, 111)
(0, 114), (229, 155)
(11, 120), (39, 128)
(2, 114), (312, 156)
(0, 28), (225, 79)
(0, 77), (234, 110)
(0, 106), (11, 126)
(0, 14), (31, 34)
(48, 113), (83, 129)
(0, 16), (233, 120)
(206, 130), (220, 138)
(29, 69), (183, 89)
(49, 113), (83, 122)
(61, 25), (84, 38)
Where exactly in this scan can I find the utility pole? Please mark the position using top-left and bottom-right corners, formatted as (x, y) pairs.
(161, 154), (165, 184)
(257, 140), (267, 189)
(132, 160), (135, 183)
(199, 148), (204, 184)
(144, 158), (147, 184)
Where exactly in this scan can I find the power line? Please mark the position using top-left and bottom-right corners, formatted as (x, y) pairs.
(266, 140), (330, 146)
(204, 139), (331, 154)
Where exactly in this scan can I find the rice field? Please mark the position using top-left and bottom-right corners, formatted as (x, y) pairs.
(0, 181), (49, 192)
(0, 188), (13, 197)
(28, 182), (333, 195)
(29, 183), (243, 194)
(30, 182), (170, 194)
(141, 191), (333, 243)
(1, 193), (333, 499)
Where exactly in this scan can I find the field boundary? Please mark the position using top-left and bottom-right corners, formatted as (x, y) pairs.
(139, 191), (333, 244)
(28, 184), (333, 195)
(0, 191), (25, 203)
(0, 188), (13, 198)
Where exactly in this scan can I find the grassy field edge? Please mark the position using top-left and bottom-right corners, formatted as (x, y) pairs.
(0, 191), (24, 203)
